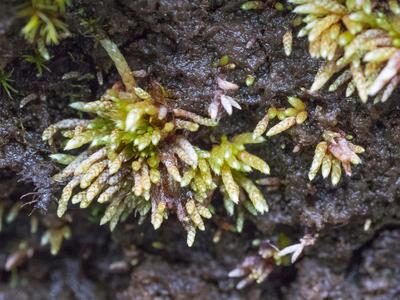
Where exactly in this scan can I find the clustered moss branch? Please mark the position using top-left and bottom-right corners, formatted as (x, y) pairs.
(10, 1), (366, 263)
(229, 233), (317, 289)
(253, 96), (308, 138)
(0, 69), (17, 99)
(42, 39), (286, 246)
(289, 0), (400, 103)
(308, 130), (365, 185)
(19, 0), (71, 59)
(0, 199), (71, 256)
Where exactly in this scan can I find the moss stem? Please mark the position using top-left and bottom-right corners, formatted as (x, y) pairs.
(100, 39), (136, 91)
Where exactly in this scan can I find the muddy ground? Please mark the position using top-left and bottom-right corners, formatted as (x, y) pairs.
(0, 0), (399, 299)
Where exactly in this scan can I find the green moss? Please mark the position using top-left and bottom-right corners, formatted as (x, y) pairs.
(41, 225), (71, 255)
(289, 0), (400, 103)
(241, 1), (264, 11)
(253, 97), (308, 139)
(308, 130), (365, 186)
(245, 75), (255, 86)
(0, 199), (69, 256)
(19, 0), (71, 59)
(44, 39), (272, 246)
(0, 69), (17, 99)
(23, 53), (50, 76)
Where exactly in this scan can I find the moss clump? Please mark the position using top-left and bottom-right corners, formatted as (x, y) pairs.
(210, 134), (269, 210)
(253, 96), (308, 139)
(40, 224), (71, 255)
(241, 1), (264, 11)
(290, 0), (400, 103)
(19, 0), (71, 59)
(0, 199), (70, 256)
(308, 130), (365, 186)
(23, 53), (50, 76)
(0, 69), (17, 99)
(229, 233), (317, 289)
(43, 39), (271, 246)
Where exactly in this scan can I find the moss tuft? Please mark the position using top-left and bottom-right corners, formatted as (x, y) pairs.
(290, 0), (400, 103)
(44, 39), (271, 246)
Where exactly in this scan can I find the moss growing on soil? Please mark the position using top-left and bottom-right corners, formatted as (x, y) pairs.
(0, 0), (399, 299)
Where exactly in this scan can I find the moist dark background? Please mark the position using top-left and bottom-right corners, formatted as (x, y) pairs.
(0, 1), (399, 299)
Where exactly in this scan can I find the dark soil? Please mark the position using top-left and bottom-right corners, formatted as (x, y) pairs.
(0, 0), (399, 299)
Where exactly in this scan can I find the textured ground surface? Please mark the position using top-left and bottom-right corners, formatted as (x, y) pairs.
(0, 0), (399, 299)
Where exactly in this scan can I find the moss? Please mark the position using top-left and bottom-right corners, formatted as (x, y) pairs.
(241, 1), (264, 11)
(19, 0), (71, 59)
(308, 130), (365, 186)
(0, 69), (17, 99)
(289, 0), (400, 103)
(40, 224), (71, 255)
(0, 199), (70, 256)
(23, 53), (50, 76)
(43, 39), (271, 247)
(229, 240), (281, 289)
(253, 96), (308, 138)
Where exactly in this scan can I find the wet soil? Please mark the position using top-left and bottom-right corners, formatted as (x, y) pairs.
(0, 0), (399, 299)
